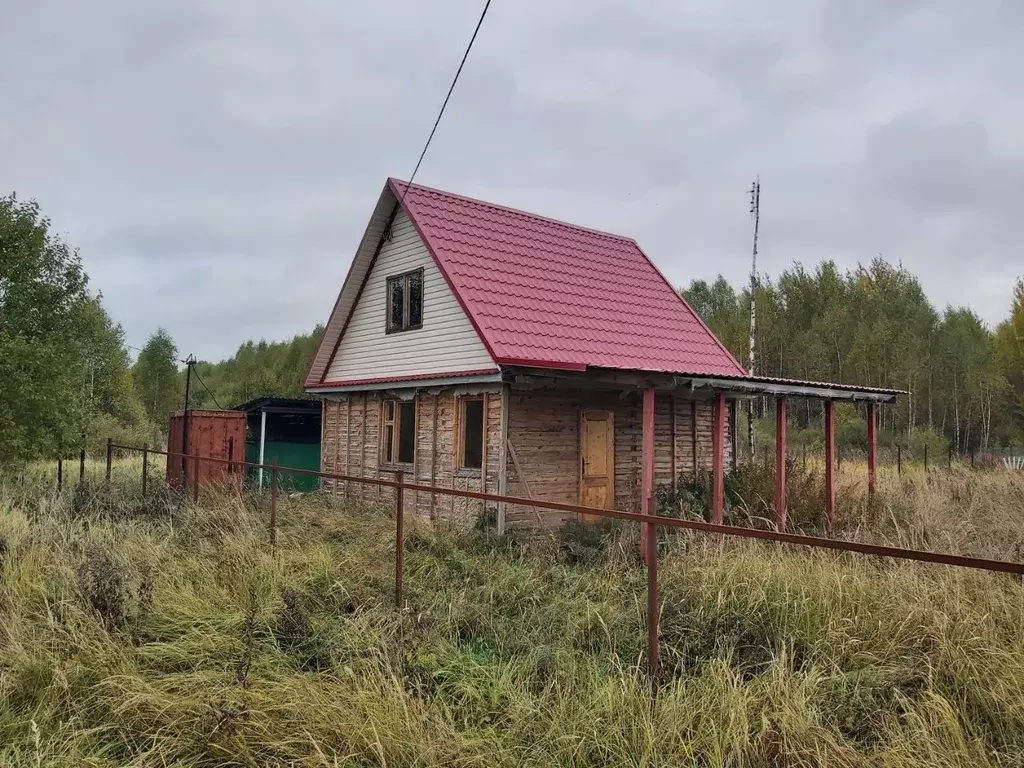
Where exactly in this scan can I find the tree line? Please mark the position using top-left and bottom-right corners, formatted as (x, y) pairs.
(683, 259), (1024, 454)
(3, 192), (1022, 463)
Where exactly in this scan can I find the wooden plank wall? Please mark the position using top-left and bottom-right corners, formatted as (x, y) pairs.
(505, 389), (580, 529)
(503, 389), (734, 529)
(320, 388), (503, 524)
(319, 387), (732, 531)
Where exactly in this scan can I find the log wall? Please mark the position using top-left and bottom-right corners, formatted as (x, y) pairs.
(320, 386), (733, 531)
(503, 389), (733, 530)
(320, 387), (503, 525)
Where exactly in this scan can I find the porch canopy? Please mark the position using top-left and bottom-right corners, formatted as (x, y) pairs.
(502, 365), (903, 535)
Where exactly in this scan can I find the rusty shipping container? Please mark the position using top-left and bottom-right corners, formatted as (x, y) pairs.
(167, 410), (246, 489)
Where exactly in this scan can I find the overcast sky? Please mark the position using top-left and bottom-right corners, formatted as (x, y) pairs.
(2, 1), (1021, 362)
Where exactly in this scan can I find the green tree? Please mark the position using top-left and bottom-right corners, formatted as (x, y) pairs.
(994, 278), (1024, 440)
(0, 195), (89, 460)
(132, 329), (183, 427)
(190, 327), (324, 409)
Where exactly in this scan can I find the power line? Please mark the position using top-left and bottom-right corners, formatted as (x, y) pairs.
(191, 366), (223, 410)
(400, 0), (492, 202)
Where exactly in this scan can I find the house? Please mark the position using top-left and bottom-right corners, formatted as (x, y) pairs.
(305, 178), (899, 532)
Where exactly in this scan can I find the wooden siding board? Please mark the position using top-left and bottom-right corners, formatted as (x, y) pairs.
(505, 389), (579, 528)
(324, 210), (494, 383)
(318, 385), (731, 531)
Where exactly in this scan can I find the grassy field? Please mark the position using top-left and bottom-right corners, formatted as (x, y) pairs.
(1, 468), (1024, 766)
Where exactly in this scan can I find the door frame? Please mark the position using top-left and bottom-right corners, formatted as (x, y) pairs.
(578, 408), (615, 519)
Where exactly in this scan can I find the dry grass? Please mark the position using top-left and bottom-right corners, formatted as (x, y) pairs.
(1, 469), (1024, 766)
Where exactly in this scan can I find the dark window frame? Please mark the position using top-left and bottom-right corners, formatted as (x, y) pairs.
(385, 268), (424, 334)
(380, 398), (416, 467)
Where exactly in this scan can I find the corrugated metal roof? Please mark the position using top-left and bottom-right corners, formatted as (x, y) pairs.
(697, 373), (906, 396)
(390, 179), (748, 378)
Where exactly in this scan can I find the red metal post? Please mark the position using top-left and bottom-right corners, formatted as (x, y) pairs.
(646, 493), (659, 687)
(192, 452), (200, 504)
(105, 438), (113, 484)
(269, 459), (278, 548)
(142, 443), (149, 496)
(774, 397), (788, 532)
(641, 388), (656, 560)
(395, 470), (405, 608)
(867, 402), (878, 496)
(712, 392), (726, 524)
(824, 400), (836, 532)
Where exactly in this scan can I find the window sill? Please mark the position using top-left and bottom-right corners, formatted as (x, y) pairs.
(380, 463), (414, 474)
(455, 468), (483, 479)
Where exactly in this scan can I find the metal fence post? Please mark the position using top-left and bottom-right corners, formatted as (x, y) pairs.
(80, 448), (86, 482)
(948, 446), (953, 470)
(897, 444), (902, 476)
(646, 494), (660, 687)
(269, 459), (278, 549)
(924, 445), (928, 473)
(105, 438), (113, 484)
(395, 470), (405, 609)
(57, 456), (63, 492)
(142, 443), (149, 496)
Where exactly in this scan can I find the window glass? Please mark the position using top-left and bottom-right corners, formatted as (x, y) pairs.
(408, 272), (423, 327)
(461, 399), (484, 470)
(398, 400), (416, 464)
(388, 277), (405, 331)
(386, 270), (423, 332)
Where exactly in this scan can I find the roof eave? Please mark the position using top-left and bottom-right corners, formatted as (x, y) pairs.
(679, 375), (902, 403)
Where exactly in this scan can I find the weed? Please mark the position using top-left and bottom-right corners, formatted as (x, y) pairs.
(235, 584), (258, 689)
(76, 544), (128, 632)
(556, 518), (621, 565)
(2, 469), (1024, 766)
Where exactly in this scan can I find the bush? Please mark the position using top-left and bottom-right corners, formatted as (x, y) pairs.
(908, 428), (949, 463)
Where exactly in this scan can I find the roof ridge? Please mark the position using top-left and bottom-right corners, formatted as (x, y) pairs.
(389, 177), (637, 244)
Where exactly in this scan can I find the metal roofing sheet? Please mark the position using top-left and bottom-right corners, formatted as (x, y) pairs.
(391, 179), (748, 378)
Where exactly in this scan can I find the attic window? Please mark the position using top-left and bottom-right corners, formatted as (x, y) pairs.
(386, 269), (423, 333)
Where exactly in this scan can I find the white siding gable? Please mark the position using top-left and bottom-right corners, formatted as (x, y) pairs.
(323, 209), (496, 383)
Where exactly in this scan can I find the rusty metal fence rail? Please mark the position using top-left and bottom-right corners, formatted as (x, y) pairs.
(107, 440), (1024, 685)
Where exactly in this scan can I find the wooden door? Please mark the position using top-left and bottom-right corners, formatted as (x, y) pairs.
(579, 410), (614, 519)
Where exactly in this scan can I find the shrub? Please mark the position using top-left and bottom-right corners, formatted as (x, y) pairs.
(76, 545), (128, 632)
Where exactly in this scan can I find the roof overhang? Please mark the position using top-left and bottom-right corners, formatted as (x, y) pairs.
(505, 366), (902, 403)
(232, 397), (323, 415)
(677, 375), (901, 404)
(308, 370), (505, 395)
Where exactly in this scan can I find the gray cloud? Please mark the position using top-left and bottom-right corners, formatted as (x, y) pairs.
(1, 0), (1021, 362)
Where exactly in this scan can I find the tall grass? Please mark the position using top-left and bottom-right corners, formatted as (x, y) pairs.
(1, 470), (1024, 766)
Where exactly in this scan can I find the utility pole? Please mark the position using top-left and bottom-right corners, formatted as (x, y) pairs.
(181, 354), (196, 482)
(747, 177), (760, 461)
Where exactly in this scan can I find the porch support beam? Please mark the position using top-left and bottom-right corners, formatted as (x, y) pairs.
(712, 392), (726, 524)
(824, 400), (836, 531)
(641, 387), (656, 562)
(774, 397), (788, 531)
(867, 402), (878, 496)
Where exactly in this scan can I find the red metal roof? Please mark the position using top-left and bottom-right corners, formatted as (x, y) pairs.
(390, 179), (748, 377)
